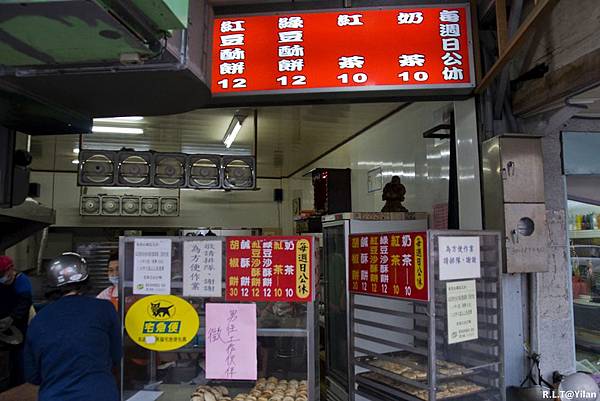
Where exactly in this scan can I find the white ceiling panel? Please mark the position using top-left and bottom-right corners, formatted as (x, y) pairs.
(30, 102), (402, 178)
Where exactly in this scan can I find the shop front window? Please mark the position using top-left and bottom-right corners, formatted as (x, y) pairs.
(568, 200), (600, 372)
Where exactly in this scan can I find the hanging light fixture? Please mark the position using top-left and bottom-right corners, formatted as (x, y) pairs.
(222, 112), (247, 148)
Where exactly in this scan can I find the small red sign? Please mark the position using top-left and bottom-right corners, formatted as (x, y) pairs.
(226, 236), (312, 302)
(212, 5), (473, 96)
(349, 232), (428, 301)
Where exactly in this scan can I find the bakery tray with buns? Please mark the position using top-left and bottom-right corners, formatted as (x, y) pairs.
(355, 351), (474, 382)
(356, 371), (486, 401)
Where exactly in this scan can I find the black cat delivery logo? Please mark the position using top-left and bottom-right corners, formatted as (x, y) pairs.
(143, 299), (181, 335)
(147, 300), (176, 320)
(126, 295), (199, 351)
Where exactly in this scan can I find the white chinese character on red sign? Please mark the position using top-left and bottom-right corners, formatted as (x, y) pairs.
(380, 264), (389, 274)
(262, 278), (273, 287)
(279, 16), (304, 29)
(263, 268), (273, 277)
(278, 31), (303, 43)
(360, 253), (368, 264)
(220, 48), (245, 61)
(401, 235), (412, 247)
(279, 59), (304, 72)
(402, 254), (412, 266)
(220, 34), (244, 46)
(399, 54), (425, 67)
(240, 276), (250, 286)
(338, 55), (365, 69)
(337, 14), (364, 26)
(220, 62), (244, 75)
(398, 12), (423, 24)
(262, 259), (273, 268)
(279, 45), (304, 58)
(442, 66), (464, 80)
(381, 274), (389, 283)
(442, 38), (461, 51)
(241, 240), (251, 249)
(284, 241), (295, 251)
(440, 24), (461, 37)
(442, 52), (463, 66)
(220, 20), (245, 33)
(284, 265), (295, 275)
(241, 258), (250, 268)
(360, 270), (368, 281)
(440, 10), (460, 23)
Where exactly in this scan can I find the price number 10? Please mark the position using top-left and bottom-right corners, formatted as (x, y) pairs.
(398, 71), (429, 82)
(337, 73), (368, 84)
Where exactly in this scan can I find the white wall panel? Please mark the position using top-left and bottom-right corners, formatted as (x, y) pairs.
(284, 102), (455, 233)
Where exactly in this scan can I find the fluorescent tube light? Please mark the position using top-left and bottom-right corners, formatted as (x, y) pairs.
(72, 159), (79, 165)
(73, 148), (80, 154)
(223, 113), (247, 148)
(92, 126), (144, 135)
(93, 116), (144, 123)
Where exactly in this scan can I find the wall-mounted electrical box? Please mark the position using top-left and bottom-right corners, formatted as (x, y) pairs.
(483, 135), (549, 273)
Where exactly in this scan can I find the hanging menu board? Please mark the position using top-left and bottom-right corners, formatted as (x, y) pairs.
(225, 236), (312, 302)
(349, 232), (428, 301)
(212, 5), (474, 96)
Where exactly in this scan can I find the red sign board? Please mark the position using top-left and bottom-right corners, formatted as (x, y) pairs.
(349, 232), (428, 301)
(226, 236), (312, 302)
(212, 5), (473, 96)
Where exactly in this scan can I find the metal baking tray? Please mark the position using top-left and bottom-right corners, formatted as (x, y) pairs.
(356, 372), (488, 401)
(355, 351), (474, 382)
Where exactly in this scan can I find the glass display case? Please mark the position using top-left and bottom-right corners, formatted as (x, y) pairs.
(568, 200), (600, 370)
(348, 230), (504, 401)
(321, 213), (428, 401)
(118, 235), (319, 401)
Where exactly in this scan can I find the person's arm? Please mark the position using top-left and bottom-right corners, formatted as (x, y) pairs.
(23, 326), (41, 385)
(12, 274), (33, 325)
(106, 303), (122, 367)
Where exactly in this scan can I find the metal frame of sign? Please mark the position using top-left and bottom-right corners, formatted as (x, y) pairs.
(210, 3), (475, 99)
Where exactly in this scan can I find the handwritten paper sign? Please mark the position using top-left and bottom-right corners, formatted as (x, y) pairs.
(438, 236), (481, 281)
(183, 240), (223, 297)
(206, 303), (257, 380)
(447, 280), (478, 344)
(226, 236), (312, 302)
(133, 238), (172, 295)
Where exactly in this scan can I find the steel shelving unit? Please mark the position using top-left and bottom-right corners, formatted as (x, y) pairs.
(349, 230), (504, 401)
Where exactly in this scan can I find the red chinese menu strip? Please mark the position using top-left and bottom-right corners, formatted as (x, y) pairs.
(226, 236), (312, 302)
(349, 232), (428, 301)
(212, 6), (473, 94)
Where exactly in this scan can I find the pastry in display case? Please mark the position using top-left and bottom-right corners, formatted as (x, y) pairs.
(190, 378), (309, 401)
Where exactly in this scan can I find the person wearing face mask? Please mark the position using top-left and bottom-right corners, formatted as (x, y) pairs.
(97, 251), (119, 309)
(0, 255), (32, 388)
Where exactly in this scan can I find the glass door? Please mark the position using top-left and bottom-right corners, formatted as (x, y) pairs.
(323, 222), (349, 387)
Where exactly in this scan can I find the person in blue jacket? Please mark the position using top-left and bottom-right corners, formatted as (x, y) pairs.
(0, 255), (33, 388)
(24, 252), (121, 401)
